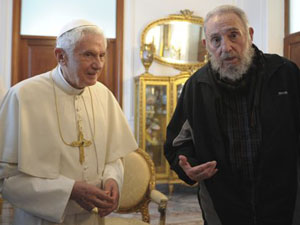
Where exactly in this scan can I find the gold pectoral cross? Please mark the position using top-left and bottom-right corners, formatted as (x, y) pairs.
(70, 130), (92, 164)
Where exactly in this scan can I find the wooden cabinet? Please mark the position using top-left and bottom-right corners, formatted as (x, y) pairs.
(134, 72), (189, 192)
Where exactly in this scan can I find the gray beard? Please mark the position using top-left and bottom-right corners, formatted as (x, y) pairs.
(209, 44), (255, 81)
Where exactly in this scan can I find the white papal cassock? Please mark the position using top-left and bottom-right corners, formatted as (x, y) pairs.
(0, 66), (138, 225)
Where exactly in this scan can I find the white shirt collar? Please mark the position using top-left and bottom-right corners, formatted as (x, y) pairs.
(52, 65), (84, 95)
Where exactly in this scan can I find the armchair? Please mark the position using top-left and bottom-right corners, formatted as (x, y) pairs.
(105, 148), (168, 225)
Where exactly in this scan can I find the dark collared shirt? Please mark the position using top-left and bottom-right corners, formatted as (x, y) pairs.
(213, 57), (263, 184)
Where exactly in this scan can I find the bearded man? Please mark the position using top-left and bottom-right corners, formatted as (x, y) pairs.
(164, 5), (300, 225)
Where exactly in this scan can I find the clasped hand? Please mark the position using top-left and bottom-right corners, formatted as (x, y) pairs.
(70, 178), (119, 217)
(179, 155), (218, 182)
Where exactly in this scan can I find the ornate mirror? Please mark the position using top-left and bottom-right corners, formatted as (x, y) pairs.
(141, 10), (206, 72)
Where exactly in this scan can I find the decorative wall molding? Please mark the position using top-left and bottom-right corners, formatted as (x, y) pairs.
(0, 0), (12, 89)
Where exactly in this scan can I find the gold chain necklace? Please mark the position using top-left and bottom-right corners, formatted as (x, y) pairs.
(50, 71), (96, 164)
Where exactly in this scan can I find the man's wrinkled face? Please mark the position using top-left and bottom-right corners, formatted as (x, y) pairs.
(203, 13), (254, 81)
(61, 33), (106, 89)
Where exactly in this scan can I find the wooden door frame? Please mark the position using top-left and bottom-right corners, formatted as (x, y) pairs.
(115, 0), (124, 106)
(11, 0), (21, 86)
(11, 0), (124, 105)
(284, 0), (289, 36)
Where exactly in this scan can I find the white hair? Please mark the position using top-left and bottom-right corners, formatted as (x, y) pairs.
(204, 5), (250, 36)
(56, 26), (107, 55)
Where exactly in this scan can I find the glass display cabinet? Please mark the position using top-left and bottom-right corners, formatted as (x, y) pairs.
(134, 72), (190, 191)
(135, 9), (207, 193)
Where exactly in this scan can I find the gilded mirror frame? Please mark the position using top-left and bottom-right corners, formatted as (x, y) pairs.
(141, 10), (206, 72)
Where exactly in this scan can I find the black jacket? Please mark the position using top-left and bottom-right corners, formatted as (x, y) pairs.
(164, 47), (300, 225)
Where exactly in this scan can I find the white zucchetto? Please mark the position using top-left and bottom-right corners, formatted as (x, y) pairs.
(57, 19), (96, 38)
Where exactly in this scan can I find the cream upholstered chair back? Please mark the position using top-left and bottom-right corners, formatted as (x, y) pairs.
(118, 148), (154, 211)
(105, 148), (168, 225)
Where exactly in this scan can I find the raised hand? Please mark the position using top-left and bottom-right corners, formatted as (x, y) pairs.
(179, 155), (218, 182)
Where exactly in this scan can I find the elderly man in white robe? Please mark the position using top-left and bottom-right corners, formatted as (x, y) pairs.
(0, 20), (138, 225)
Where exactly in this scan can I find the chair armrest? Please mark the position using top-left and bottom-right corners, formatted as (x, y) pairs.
(150, 189), (168, 205)
(150, 189), (168, 225)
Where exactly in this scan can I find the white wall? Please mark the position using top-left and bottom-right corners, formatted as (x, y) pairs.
(0, 0), (284, 128)
(267, 0), (284, 55)
(0, 0), (12, 91)
(123, 0), (284, 128)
